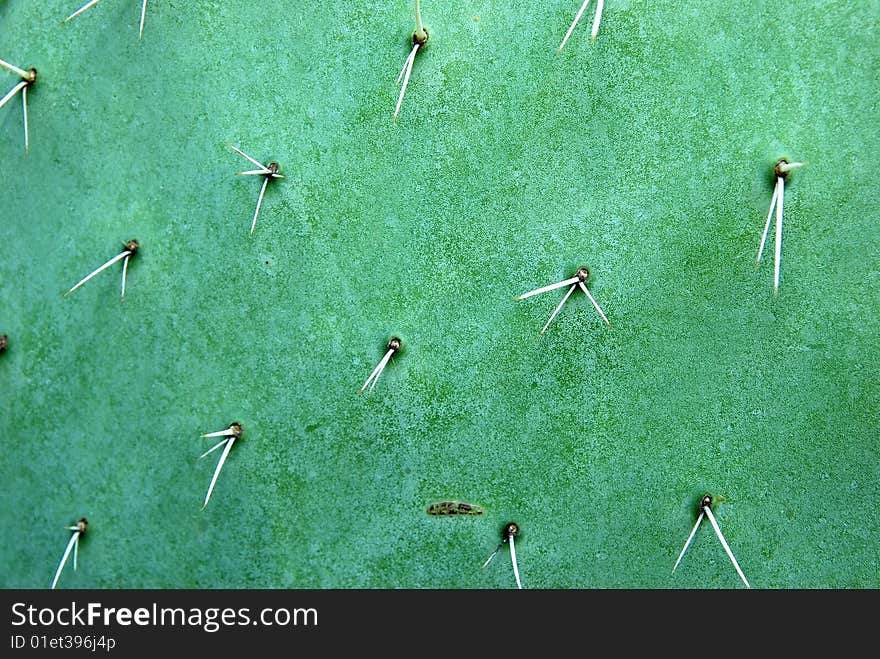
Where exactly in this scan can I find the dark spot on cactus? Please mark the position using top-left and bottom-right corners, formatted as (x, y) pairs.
(413, 28), (429, 47)
(576, 267), (590, 283)
(426, 501), (483, 516)
(124, 240), (139, 255)
(0, 334), (7, 353)
(76, 518), (88, 535)
(502, 522), (519, 542)
(388, 337), (402, 352)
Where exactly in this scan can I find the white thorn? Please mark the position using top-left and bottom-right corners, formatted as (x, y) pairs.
(358, 347), (396, 395)
(73, 532), (80, 571)
(394, 44), (419, 120)
(559, 0), (591, 52)
(672, 511), (704, 574)
(0, 58), (30, 79)
(508, 533), (523, 589)
(229, 145), (270, 172)
(358, 360), (385, 395)
(591, 0), (604, 41)
(0, 80), (27, 111)
(396, 43), (417, 84)
(200, 428), (238, 438)
(199, 437), (230, 460)
(65, 0), (104, 23)
(703, 506), (751, 588)
(756, 177), (780, 267)
(774, 176), (784, 297)
(481, 543), (502, 570)
(368, 348), (396, 393)
(120, 254), (130, 300)
(777, 161), (804, 174)
(51, 531), (80, 589)
(139, 0), (148, 40)
(358, 347), (395, 395)
(541, 283), (577, 334)
(22, 85), (29, 153)
(516, 275), (580, 300)
(250, 176), (270, 235)
(202, 437), (236, 510)
(414, 0), (426, 41)
(237, 169), (271, 176)
(578, 281), (610, 326)
(65, 250), (132, 297)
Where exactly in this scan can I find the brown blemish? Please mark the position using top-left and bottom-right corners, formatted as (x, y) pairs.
(426, 501), (483, 516)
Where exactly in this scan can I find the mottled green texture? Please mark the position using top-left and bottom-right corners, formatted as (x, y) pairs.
(1, 1), (877, 588)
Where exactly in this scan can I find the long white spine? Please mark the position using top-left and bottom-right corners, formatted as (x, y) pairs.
(672, 512), (704, 574)
(22, 85), (29, 152)
(65, 0), (104, 23)
(0, 58), (29, 78)
(558, 1), (591, 52)
(139, 0), (148, 39)
(591, 0), (605, 41)
(51, 532), (80, 589)
(203, 437), (236, 509)
(773, 176), (784, 296)
(65, 250), (132, 296)
(251, 176), (270, 235)
(756, 178), (780, 266)
(541, 283), (577, 334)
(0, 80), (27, 110)
(394, 44), (420, 120)
(508, 534), (523, 589)
(516, 276), (580, 300)
(578, 281), (610, 326)
(703, 506), (750, 588)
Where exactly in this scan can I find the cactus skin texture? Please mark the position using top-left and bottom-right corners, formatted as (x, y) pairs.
(0, 2), (877, 588)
